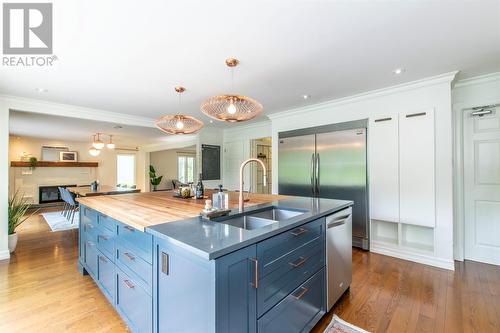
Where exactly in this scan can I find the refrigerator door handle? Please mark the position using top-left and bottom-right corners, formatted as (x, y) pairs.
(310, 153), (315, 195)
(315, 153), (320, 196)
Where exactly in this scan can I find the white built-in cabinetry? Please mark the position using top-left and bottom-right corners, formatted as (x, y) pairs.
(369, 109), (435, 255)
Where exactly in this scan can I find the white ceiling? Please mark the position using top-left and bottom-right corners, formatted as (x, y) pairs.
(1, 0), (499, 127)
(9, 111), (166, 146)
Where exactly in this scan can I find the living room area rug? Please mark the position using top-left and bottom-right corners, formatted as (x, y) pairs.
(323, 315), (370, 333)
(42, 211), (79, 232)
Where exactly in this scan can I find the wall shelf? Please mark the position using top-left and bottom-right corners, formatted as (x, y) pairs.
(11, 161), (99, 168)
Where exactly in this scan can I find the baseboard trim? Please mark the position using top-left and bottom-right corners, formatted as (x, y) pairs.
(0, 250), (10, 261)
(371, 243), (455, 271)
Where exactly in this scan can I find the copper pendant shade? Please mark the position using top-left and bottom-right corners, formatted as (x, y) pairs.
(201, 58), (263, 122)
(155, 87), (204, 135)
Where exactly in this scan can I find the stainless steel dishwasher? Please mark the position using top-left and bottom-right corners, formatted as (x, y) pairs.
(326, 206), (353, 310)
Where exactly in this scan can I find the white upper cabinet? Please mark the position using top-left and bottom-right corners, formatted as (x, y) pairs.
(369, 114), (399, 223)
(399, 109), (435, 227)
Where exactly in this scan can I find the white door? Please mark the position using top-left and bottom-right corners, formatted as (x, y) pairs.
(369, 114), (400, 223)
(464, 105), (500, 266)
(399, 109), (435, 227)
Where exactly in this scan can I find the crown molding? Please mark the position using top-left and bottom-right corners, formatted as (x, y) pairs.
(0, 94), (155, 127)
(223, 119), (271, 135)
(453, 72), (500, 88)
(268, 71), (459, 120)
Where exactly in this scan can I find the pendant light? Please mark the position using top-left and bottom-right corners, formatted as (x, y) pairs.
(107, 135), (116, 149)
(201, 58), (263, 122)
(92, 133), (105, 149)
(89, 135), (101, 156)
(155, 86), (204, 135)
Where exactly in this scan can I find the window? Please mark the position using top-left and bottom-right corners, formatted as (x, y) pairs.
(178, 155), (195, 184)
(117, 154), (136, 187)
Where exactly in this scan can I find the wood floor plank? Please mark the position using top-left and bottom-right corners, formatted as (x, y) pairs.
(1, 209), (499, 333)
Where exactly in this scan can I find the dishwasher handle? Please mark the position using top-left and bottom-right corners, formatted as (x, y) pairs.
(326, 207), (352, 228)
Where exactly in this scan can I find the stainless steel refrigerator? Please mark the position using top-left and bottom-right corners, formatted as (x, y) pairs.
(278, 120), (369, 249)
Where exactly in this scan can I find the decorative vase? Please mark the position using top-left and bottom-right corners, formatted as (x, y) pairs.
(8, 233), (18, 253)
(153, 185), (158, 192)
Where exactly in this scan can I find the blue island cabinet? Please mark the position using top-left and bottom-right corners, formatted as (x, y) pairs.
(154, 238), (257, 333)
(153, 217), (326, 333)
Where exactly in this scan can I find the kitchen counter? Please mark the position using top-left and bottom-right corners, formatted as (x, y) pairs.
(147, 196), (353, 259)
(76, 190), (288, 231)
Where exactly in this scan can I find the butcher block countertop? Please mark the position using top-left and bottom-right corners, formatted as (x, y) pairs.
(77, 190), (287, 231)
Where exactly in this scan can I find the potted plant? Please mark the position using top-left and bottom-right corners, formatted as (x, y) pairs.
(8, 191), (36, 253)
(149, 165), (163, 191)
(28, 156), (38, 170)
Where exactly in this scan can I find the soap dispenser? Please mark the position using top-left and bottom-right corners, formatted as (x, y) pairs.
(213, 185), (228, 210)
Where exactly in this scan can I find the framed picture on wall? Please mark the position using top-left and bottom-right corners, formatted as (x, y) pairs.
(60, 151), (78, 162)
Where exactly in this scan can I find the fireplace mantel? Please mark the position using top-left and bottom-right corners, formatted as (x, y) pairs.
(11, 161), (98, 168)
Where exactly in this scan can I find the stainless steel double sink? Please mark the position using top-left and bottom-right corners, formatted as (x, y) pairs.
(214, 207), (306, 230)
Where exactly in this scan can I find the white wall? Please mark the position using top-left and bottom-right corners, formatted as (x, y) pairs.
(269, 72), (457, 268)
(9, 136), (146, 203)
(452, 72), (500, 260)
(0, 104), (9, 260)
(150, 147), (196, 190)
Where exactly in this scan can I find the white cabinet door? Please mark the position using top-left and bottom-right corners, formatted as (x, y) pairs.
(369, 114), (399, 222)
(399, 109), (435, 227)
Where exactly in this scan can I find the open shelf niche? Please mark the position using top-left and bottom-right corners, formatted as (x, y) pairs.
(371, 219), (434, 254)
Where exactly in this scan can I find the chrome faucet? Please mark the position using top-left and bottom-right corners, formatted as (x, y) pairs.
(239, 158), (267, 211)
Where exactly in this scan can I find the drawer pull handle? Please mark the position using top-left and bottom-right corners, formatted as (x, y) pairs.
(161, 252), (169, 275)
(374, 117), (392, 122)
(86, 241), (95, 247)
(289, 256), (307, 268)
(85, 223), (94, 230)
(291, 227), (307, 236)
(123, 279), (135, 289)
(406, 112), (427, 118)
(293, 287), (309, 300)
(250, 258), (259, 289)
(123, 252), (136, 261)
(98, 235), (109, 241)
(99, 256), (107, 263)
(124, 225), (135, 232)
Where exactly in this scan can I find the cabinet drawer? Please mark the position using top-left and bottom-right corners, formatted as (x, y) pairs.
(97, 251), (115, 302)
(257, 236), (325, 317)
(258, 268), (325, 333)
(257, 218), (324, 276)
(81, 206), (98, 228)
(98, 214), (117, 233)
(96, 227), (115, 261)
(117, 223), (153, 264)
(84, 239), (98, 277)
(116, 242), (152, 288)
(116, 268), (152, 333)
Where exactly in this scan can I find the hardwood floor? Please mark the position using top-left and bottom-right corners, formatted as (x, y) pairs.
(1, 209), (499, 333)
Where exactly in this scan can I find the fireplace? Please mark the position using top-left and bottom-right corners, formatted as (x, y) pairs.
(39, 185), (77, 204)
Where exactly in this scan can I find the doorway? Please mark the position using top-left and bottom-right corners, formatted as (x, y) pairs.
(463, 104), (500, 265)
(250, 137), (272, 194)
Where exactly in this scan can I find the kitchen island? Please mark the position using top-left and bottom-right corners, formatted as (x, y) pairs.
(77, 191), (352, 333)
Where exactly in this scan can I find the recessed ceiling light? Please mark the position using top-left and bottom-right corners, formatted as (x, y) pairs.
(209, 120), (213, 124)
(35, 88), (48, 93)
(393, 68), (405, 75)
(302, 94), (310, 100)
(113, 125), (123, 129)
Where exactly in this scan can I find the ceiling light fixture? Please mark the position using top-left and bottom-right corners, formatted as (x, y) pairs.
(201, 58), (263, 122)
(35, 88), (48, 93)
(92, 133), (105, 149)
(155, 86), (204, 135)
(88, 147), (101, 157)
(107, 135), (116, 149)
(303, 94), (310, 100)
(393, 68), (405, 75)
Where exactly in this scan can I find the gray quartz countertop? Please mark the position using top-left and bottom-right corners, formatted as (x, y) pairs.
(146, 196), (353, 260)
